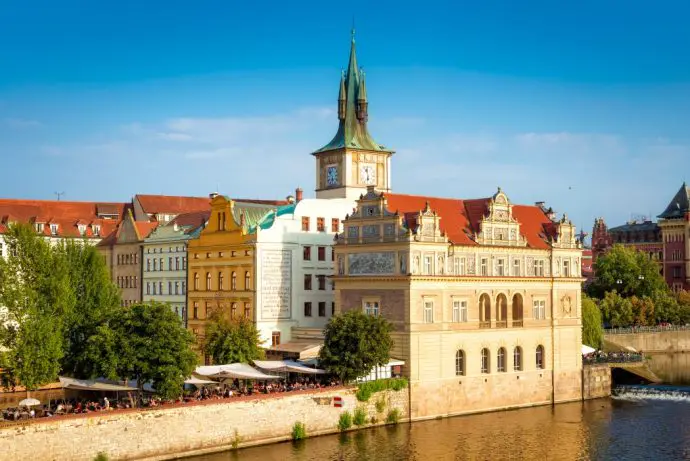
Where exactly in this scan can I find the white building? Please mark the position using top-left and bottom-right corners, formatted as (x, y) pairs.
(252, 197), (356, 355)
(142, 211), (209, 320)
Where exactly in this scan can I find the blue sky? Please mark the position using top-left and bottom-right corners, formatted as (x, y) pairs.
(1, 0), (689, 237)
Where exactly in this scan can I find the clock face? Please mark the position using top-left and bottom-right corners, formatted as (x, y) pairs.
(360, 164), (376, 185)
(326, 166), (338, 186)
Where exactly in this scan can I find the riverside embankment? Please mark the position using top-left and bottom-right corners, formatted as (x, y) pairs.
(1, 386), (408, 461)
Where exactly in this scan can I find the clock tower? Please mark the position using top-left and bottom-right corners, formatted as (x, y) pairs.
(312, 31), (394, 200)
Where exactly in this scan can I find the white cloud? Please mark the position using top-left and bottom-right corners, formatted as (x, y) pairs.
(157, 132), (193, 141)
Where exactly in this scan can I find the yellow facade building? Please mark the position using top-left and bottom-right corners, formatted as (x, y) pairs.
(186, 196), (282, 352)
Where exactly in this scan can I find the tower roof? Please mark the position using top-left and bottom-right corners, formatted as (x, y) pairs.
(313, 31), (389, 154)
(658, 182), (690, 219)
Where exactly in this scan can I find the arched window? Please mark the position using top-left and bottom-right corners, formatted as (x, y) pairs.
(496, 294), (508, 326)
(245, 271), (251, 290)
(231, 271), (237, 290)
(206, 272), (212, 290)
(497, 347), (506, 372)
(193, 272), (199, 290)
(513, 346), (523, 371)
(481, 348), (490, 374)
(479, 294), (491, 327)
(455, 350), (465, 376)
(231, 302), (238, 319)
(536, 345), (545, 369)
(511, 294), (524, 327)
(218, 272), (224, 290)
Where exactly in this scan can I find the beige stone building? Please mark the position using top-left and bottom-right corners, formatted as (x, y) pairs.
(334, 188), (584, 419)
(317, 33), (584, 420)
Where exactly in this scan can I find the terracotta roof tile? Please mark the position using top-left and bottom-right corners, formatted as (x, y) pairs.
(386, 193), (555, 249)
(135, 195), (211, 216)
(0, 199), (127, 239)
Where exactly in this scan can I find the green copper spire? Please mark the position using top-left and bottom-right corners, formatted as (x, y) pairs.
(313, 31), (387, 153)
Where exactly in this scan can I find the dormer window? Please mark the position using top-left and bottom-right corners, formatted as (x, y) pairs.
(50, 224), (59, 235)
(35, 223), (44, 233)
(92, 225), (101, 236)
(78, 224), (86, 235)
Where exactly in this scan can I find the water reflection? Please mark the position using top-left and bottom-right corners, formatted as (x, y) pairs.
(191, 398), (690, 461)
(646, 352), (690, 385)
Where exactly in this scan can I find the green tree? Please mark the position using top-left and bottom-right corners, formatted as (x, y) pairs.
(629, 296), (655, 326)
(677, 290), (690, 325)
(90, 302), (197, 399)
(599, 291), (634, 328)
(588, 245), (667, 299)
(58, 240), (121, 378)
(581, 295), (603, 349)
(653, 290), (681, 325)
(0, 224), (74, 390)
(203, 315), (265, 364)
(319, 310), (393, 382)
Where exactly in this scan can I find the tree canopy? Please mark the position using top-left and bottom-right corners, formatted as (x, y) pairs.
(588, 245), (667, 299)
(203, 314), (265, 365)
(0, 224), (74, 390)
(90, 302), (198, 399)
(319, 310), (393, 382)
(581, 295), (603, 349)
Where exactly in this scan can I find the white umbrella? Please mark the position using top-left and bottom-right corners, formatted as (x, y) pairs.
(581, 344), (596, 355)
(18, 398), (40, 407)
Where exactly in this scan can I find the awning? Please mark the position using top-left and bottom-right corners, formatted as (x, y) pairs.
(184, 376), (218, 386)
(581, 345), (596, 355)
(267, 340), (322, 359)
(59, 376), (138, 392)
(253, 360), (326, 375)
(195, 363), (280, 380)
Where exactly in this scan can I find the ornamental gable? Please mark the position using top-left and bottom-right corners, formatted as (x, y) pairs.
(475, 188), (526, 247)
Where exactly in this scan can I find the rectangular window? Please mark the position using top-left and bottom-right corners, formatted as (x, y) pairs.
(182, 281), (186, 294)
(364, 300), (379, 317)
(146, 259), (151, 272)
(304, 274), (312, 290)
(152, 283), (157, 295)
(304, 302), (312, 317)
(318, 302), (326, 317)
(317, 217), (325, 232)
(331, 218), (340, 233)
(512, 259), (520, 276)
(455, 257), (466, 275)
(497, 259), (505, 276)
(174, 281), (179, 295)
(481, 258), (488, 276)
(563, 260), (570, 277)
(146, 282), (150, 295)
(452, 300), (468, 323)
(318, 246), (326, 261)
(175, 257), (180, 270)
(168, 281), (172, 295)
(533, 300), (546, 320)
(535, 260), (544, 277)
(331, 302), (335, 316)
(182, 257), (187, 270)
(159, 282), (163, 294)
(169, 257), (173, 271)
(423, 256), (433, 275)
(244, 303), (251, 318)
(331, 247), (335, 262)
(153, 259), (158, 271)
(159, 258), (164, 270)
(301, 217), (310, 231)
(303, 246), (311, 261)
(423, 300), (434, 323)
(317, 275), (326, 290)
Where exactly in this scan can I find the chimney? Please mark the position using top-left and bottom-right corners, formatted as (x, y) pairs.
(295, 187), (303, 203)
(209, 192), (219, 200)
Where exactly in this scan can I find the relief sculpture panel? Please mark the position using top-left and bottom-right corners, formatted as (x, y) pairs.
(348, 252), (396, 276)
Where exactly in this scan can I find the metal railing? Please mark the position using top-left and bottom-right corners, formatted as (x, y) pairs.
(511, 320), (524, 328)
(604, 325), (690, 335)
(479, 321), (491, 329)
(495, 321), (507, 328)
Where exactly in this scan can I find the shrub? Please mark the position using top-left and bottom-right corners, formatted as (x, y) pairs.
(386, 408), (401, 425)
(356, 378), (408, 401)
(353, 407), (367, 426)
(375, 397), (386, 413)
(292, 421), (307, 441)
(338, 411), (353, 431)
(370, 416), (378, 424)
(94, 454), (109, 461)
(231, 429), (241, 449)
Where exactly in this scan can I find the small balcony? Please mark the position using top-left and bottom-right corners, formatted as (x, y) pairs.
(512, 320), (524, 328)
(496, 320), (508, 328)
(479, 321), (491, 329)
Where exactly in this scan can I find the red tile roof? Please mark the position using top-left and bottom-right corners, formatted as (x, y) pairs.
(386, 193), (556, 249)
(170, 210), (211, 232)
(135, 195), (212, 216)
(0, 199), (127, 239)
(134, 221), (159, 240)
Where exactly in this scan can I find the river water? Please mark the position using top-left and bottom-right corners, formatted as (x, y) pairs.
(191, 353), (690, 461)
